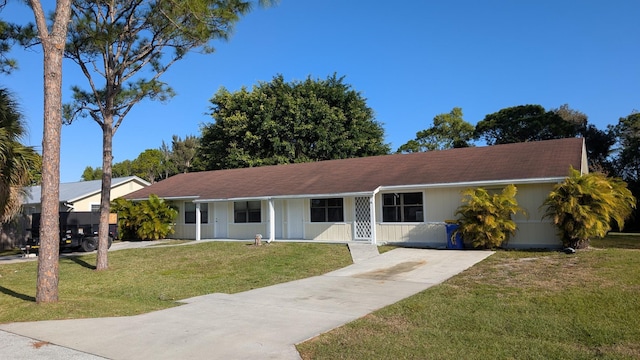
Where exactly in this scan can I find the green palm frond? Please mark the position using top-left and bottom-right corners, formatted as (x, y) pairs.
(542, 167), (637, 248)
(0, 88), (39, 222)
(455, 184), (526, 249)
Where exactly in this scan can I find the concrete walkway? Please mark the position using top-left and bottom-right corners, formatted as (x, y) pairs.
(0, 247), (493, 359)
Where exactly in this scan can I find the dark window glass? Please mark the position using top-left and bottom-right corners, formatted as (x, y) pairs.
(404, 205), (423, 222)
(383, 195), (396, 206)
(403, 192), (422, 205)
(185, 202), (208, 224)
(310, 198), (344, 222)
(327, 207), (343, 222)
(310, 208), (325, 222)
(382, 192), (423, 222)
(234, 201), (261, 223)
(382, 205), (399, 222)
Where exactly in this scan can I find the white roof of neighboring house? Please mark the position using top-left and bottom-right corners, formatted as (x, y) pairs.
(23, 176), (151, 206)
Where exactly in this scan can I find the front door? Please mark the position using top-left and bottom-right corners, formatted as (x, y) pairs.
(214, 202), (228, 238)
(287, 199), (304, 239)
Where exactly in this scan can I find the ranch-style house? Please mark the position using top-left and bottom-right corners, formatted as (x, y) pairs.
(123, 138), (587, 249)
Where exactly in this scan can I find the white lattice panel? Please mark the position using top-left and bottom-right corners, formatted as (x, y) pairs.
(355, 197), (371, 239)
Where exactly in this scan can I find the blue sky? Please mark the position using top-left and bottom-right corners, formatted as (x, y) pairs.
(2, 1), (639, 182)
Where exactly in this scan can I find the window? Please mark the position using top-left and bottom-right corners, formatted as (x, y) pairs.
(311, 198), (344, 222)
(185, 202), (208, 224)
(91, 204), (100, 212)
(234, 201), (261, 223)
(382, 192), (423, 222)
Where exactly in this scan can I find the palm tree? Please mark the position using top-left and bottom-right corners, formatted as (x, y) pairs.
(455, 184), (526, 249)
(0, 87), (40, 222)
(542, 167), (636, 249)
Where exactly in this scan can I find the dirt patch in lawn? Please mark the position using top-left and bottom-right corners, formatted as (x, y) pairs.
(460, 253), (597, 292)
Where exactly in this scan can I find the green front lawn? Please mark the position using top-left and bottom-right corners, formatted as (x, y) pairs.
(297, 235), (640, 359)
(0, 242), (352, 323)
(2, 235), (639, 359)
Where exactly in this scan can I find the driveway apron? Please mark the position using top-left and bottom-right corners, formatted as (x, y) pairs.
(0, 248), (493, 359)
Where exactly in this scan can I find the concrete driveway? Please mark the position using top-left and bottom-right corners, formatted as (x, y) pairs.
(0, 246), (493, 359)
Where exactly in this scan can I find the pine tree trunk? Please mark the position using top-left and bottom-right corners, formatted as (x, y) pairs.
(33, 0), (72, 303)
(96, 121), (113, 271)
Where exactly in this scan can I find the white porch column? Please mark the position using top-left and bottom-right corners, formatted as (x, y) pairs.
(268, 198), (275, 243)
(195, 202), (201, 241)
(369, 195), (377, 245)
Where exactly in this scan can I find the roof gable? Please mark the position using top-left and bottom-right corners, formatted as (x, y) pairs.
(24, 176), (151, 205)
(124, 138), (585, 201)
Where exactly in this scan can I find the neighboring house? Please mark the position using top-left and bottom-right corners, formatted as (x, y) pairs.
(124, 138), (587, 249)
(22, 176), (151, 215)
(0, 176), (150, 250)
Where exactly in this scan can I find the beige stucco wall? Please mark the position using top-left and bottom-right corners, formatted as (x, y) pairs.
(172, 198), (269, 240)
(169, 224), (214, 239)
(228, 224), (267, 239)
(172, 183), (563, 249)
(169, 201), (215, 239)
(376, 183), (562, 249)
(72, 180), (148, 211)
(305, 223), (352, 241)
(301, 197), (353, 240)
(376, 222), (444, 246)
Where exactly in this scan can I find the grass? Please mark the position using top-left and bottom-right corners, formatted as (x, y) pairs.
(591, 233), (640, 249)
(0, 241), (352, 323)
(0, 248), (22, 257)
(297, 234), (640, 360)
(2, 235), (639, 359)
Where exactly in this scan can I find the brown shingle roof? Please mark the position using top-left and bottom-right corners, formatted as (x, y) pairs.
(124, 138), (584, 201)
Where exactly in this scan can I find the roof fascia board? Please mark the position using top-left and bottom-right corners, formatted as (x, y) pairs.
(66, 177), (151, 203)
(129, 176), (152, 186)
(193, 191), (376, 203)
(196, 196), (271, 203)
(67, 193), (100, 204)
(378, 177), (568, 192)
(191, 178), (566, 202)
(129, 195), (200, 202)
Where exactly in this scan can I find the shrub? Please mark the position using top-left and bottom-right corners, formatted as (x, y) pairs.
(455, 184), (526, 249)
(542, 168), (636, 249)
(111, 194), (178, 240)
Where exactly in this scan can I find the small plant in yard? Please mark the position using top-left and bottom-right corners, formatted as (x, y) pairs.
(542, 167), (636, 249)
(111, 194), (178, 240)
(455, 184), (526, 249)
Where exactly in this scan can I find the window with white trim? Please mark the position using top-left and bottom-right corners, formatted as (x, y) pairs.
(382, 192), (424, 222)
(234, 201), (261, 223)
(185, 202), (208, 224)
(310, 198), (344, 222)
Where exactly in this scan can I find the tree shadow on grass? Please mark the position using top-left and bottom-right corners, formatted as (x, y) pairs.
(61, 256), (96, 270)
(0, 286), (35, 302)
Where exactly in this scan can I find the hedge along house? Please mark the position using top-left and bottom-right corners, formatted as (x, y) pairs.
(123, 138), (587, 249)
